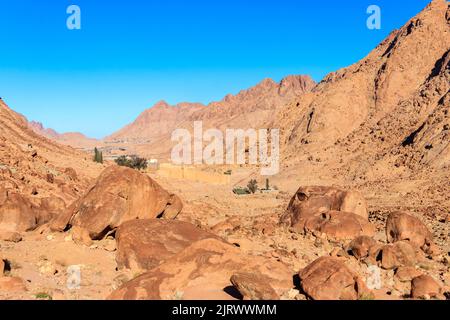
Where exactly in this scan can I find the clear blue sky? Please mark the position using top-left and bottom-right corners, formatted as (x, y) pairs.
(0, 0), (431, 138)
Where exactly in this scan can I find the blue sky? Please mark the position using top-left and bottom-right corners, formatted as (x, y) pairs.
(0, 0), (431, 138)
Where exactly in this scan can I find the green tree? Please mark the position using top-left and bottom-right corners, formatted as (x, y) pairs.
(93, 147), (103, 164)
(247, 179), (258, 194)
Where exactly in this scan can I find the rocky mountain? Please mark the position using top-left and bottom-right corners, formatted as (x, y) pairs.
(1, 0), (449, 301)
(105, 75), (316, 148)
(277, 0), (449, 175)
(29, 121), (99, 150)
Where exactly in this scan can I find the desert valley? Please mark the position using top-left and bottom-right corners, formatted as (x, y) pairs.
(1, 0), (449, 301)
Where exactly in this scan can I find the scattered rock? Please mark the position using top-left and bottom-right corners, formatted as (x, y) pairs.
(386, 211), (434, 249)
(108, 238), (293, 300)
(411, 275), (445, 300)
(281, 186), (368, 233)
(102, 239), (116, 252)
(348, 236), (377, 260)
(0, 189), (39, 232)
(38, 260), (58, 276)
(369, 241), (418, 270)
(395, 266), (422, 282)
(71, 226), (93, 247)
(303, 211), (375, 241)
(115, 219), (223, 272)
(230, 272), (279, 300)
(299, 256), (371, 300)
(64, 167), (78, 181)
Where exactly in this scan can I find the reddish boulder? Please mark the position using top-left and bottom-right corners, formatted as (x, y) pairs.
(348, 236), (378, 260)
(386, 212), (434, 249)
(0, 189), (38, 233)
(36, 196), (66, 225)
(411, 275), (445, 300)
(230, 272), (279, 300)
(115, 219), (223, 272)
(71, 226), (93, 246)
(299, 256), (371, 300)
(50, 166), (183, 239)
(369, 241), (418, 270)
(0, 230), (22, 242)
(303, 211), (375, 241)
(395, 267), (422, 282)
(108, 239), (293, 300)
(281, 186), (368, 232)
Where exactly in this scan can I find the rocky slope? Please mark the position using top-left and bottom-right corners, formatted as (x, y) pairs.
(277, 0), (449, 169)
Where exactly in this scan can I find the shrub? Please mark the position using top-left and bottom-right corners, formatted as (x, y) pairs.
(233, 187), (250, 195)
(35, 292), (52, 300)
(224, 170), (232, 175)
(247, 179), (258, 194)
(115, 155), (147, 170)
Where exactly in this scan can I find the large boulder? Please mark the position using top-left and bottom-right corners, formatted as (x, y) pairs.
(108, 239), (293, 300)
(368, 241), (418, 270)
(115, 219), (223, 272)
(348, 236), (378, 260)
(0, 188), (38, 233)
(299, 256), (371, 300)
(411, 275), (445, 300)
(280, 186), (368, 232)
(36, 197), (66, 226)
(50, 166), (183, 239)
(303, 211), (375, 241)
(386, 212), (434, 250)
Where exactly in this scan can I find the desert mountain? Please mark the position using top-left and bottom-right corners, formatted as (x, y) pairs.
(29, 121), (99, 150)
(1, 0), (449, 301)
(277, 0), (449, 174)
(104, 75), (316, 157)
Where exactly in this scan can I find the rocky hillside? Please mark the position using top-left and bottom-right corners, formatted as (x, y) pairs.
(277, 0), (449, 174)
(0, 98), (103, 205)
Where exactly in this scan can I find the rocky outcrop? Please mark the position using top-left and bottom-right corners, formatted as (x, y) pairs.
(108, 239), (293, 300)
(281, 186), (368, 238)
(0, 189), (38, 233)
(230, 272), (279, 300)
(386, 211), (436, 252)
(50, 166), (183, 239)
(115, 219), (222, 272)
(411, 275), (445, 300)
(299, 256), (371, 300)
(368, 241), (419, 270)
(303, 210), (375, 241)
(348, 236), (378, 260)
